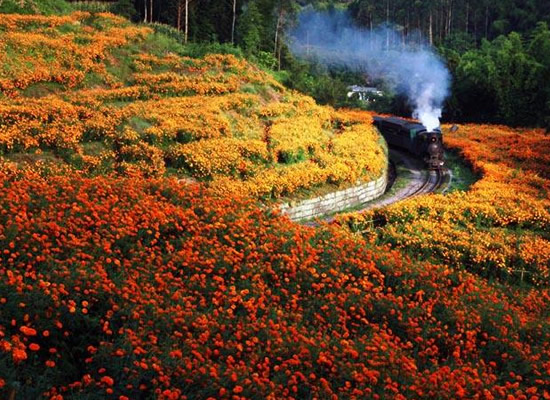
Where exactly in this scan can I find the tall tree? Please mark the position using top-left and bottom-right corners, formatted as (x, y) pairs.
(528, 22), (550, 129)
(176, 0), (184, 31)
(112, 0), (136, 20)
(143, 0), (147, 22)
(231, 0), (237, 44)
(237, 0), (262, 54)
(185, 0), (190, 42)
(272, 0), (298, 69)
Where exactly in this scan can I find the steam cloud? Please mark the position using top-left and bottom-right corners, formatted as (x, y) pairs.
(288, 9), (451, 131)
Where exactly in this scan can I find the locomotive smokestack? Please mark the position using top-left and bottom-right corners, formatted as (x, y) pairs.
(288, 9), (450, 130)
(414, 83), (442, 131)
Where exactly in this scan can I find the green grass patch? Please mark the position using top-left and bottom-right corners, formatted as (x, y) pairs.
(82, 71), (106, 88)
(104, 47), (137, 85)
(21, 81), (65, 97)
(127, 116), (152, 134)
(0, 0), (73, 15)
(57, 22), (82, 35)
(70, 1), (112, 13)
(81, 141), (107, 157)
(141, 32), (186, 58)
(385, 161), (413, 195)
(444, 148), (479, 192)
(180, 42), (243, 59)
(4, 150), (61, 166)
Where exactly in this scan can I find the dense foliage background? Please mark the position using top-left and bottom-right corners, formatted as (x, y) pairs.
(73, 0), (550, 129)
(7, 0), (543, 128)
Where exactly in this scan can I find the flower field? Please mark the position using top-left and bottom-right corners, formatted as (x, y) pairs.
(1, 167), (550, 399)
(2, 6), (550, 400)
(0, 12), (386, 201)
(335, 123), (550, 285)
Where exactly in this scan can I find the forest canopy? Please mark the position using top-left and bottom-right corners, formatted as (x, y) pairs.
(48, 0), (550, 128)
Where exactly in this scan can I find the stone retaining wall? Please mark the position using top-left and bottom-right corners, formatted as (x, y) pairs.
(279, 171), (388, 221)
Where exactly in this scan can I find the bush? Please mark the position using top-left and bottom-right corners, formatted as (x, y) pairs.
(182, 42), (243, 59)
(70, 1), (112, 12)
(147, 24), (243, 58)
(149, 23), (186, 44)
(0, 0), (72, 15)
(111, 0), (136, 20)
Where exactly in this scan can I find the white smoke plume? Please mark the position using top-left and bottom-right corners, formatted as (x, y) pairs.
(288, 9), (451, 131)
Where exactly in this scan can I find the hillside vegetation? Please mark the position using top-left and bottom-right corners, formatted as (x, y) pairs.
(0, 0), (72, 15)
(0, 12), (386, 201)
(2, 6), (550, 400)
(1, 139), (550, 399)
(337, 122), (550, 285)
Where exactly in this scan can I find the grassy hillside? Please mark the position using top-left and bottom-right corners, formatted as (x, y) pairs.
(0, 12), (386, 201)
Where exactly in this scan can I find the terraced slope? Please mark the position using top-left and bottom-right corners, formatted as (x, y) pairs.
(0, 12), (386, 201)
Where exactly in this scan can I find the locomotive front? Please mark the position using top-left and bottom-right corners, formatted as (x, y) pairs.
(424, 130), (444, 169)
(372, 116), (445, 169)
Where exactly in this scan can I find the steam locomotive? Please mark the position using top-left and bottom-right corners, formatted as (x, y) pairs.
(373, 116), (444, 169)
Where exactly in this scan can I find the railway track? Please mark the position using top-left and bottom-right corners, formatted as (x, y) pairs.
(305, 151), (450, 225)
(408, 167), (449, 197)
(353, 150), (450, 212)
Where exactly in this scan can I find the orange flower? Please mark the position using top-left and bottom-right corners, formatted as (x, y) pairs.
(101, 376), (114, 386)
(233, 386), (243, 394)
(12, 348), (27, 363)
(28, 343), (40, 351)
(19, 326), (37, 336)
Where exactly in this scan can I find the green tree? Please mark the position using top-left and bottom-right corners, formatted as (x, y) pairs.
(237, 0), (263, 54)
(112, 0), (138, 20)
(453, 31), (544, 126)
(528, 22), (550, 129)
(490, 33), (542, 124)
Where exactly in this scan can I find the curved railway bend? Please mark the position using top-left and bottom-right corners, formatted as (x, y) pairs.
(306, 148), (450, 224)
(346, 149), (449, 210)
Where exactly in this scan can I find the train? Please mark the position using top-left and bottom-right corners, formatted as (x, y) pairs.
(373, 116), (445, 169)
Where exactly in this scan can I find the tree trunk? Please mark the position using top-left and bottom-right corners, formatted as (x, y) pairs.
(144, 0), (147, 23)
(473, 8), (477, 40)
(465, 1), (469, 33)
(429, 9), (433, 46)
(448, 0), (452, 36)
(369, 11), (373, 33)
(444, 0), (449, 37)
(369, 11), (373, 50)
(274, 11), (281, 56)
(177, 0), (182, 31)
(278, 42), (282, 71)
(439, 5), (446, 43)
(485, 5), (489, 39)
(405, 7), (409, 44)
(150, 0), (153, 23)
(231, 0), (237, 44)
(185, 0), (189, 43)
(386, 0), (390, 50)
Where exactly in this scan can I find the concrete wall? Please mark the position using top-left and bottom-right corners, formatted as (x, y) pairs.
(279, 172), (387, 221)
